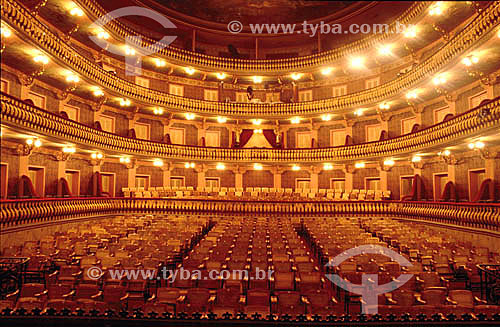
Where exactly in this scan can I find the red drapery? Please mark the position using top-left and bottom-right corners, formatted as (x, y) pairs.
(262, 130), (279, 148)
(345, 135), (354, 146)
(410, 124), (421, 133)
(238, 129), (254, 148)
(379, 130), (389, 141)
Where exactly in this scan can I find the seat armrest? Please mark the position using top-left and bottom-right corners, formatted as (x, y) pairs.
(177, 295), (186, 303)
(301, 296), (310, 305)
(48, 270), (59, 278)
(62, 289), (75, 298)
(415, 295), (426, 305)
(120, 293), (129, 301)
(34, 290), (49, 297)
(474, 296), (488, 304)
(270, 296), (278, 304)
(239, 295), (246, 305)
(91, 290), (103, 299)
(72, 271), (83, 278)
(331, 296), (339, 305)
(208, 295), (216, 303)
(295, 277), (301, 284)
(5, 289), (20, 299)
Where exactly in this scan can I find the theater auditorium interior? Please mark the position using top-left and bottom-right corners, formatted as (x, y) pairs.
(0, 0), (500, 326)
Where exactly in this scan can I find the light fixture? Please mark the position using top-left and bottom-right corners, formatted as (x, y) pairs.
(498, 30), (500, 38)
(411, 156), (422, 163)
(65, 74), (80, 83)
(33, 54), (49, 65)
(323, 163), (333, 170)
(462, 55), (479, 66)
(439, 149), (451, 156)
(321, 114), (332, 121)
(406, 91), (418, 99)
(379, 102), (390, 110)
(153, 159), (164, 167)
(153, 107), (164, 115)
(216, 163), (225, 170)
(253, 129), (263, 134)
(383, 159), (395, 166)
(321, 67), (333, 76)
(184, 162), (195, 168)
(377, 44), (393, 56)
(124, 46), (136, 56)
(432, 74), (446, 85)
(354, 162), (365, 169)
(154, 58), (166, 67)
(91, 153), (103, 160)
(62, 147), (76, 154)
(429, 2), (444, 16)
(290, 73), (302, 81)
(252, 76), (263, 84)
(290, 117), (301, 124)
(350, 56), (365, 69)
(253, 163), (263, 170)
(217, 116), (227, 123)
(119, 157), (131, 164)
(26, 138), (42, 148)
(216, 72), (226, 80)
(354, 109), (364, 116)
(403, 25), (417, 38)
(251, 119), (262, 126)
(1, 25), (12, 38)
(292, 165), (301, 171)
(96, 29), (110, 40)
(468, 141), (485, 149)
(92, 87), (104, 97)
(185, 113), (196, 120)
(119, 98), (131, 107)
(70, 6), (84, 17)
(184, 67), (196, 75)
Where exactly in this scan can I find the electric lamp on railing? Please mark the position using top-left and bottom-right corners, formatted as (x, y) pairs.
(290, 117), (301, 124)
(216, 73), (226, 80)
(377, 44), (393, 56)
(354, 162), (365, 169)
(124, 46), (136, 56)
(321, 114), (332, 121)
(290, 73), (302, 81)
(69, 6), (84, 17)
(184, 67), (196, 75)
(91, 153), (103, 160)
(96, 29), (110, 40)
(119, 157), (131, 164)
(26, 138), (42, 148)
(411, 156), (422, 163)
(429, 2), (444, 16)
(468, 141), (485, 150)
(403, 25), (417, 38)
(65, 74), (80, 84)
(217, 116), (227, 123)
(119, 98), (131, 107)
(406, 91), (418, 99)
(379, 102), (390, 110)
(153, 159), (164, 167)
(252, 76), (263, 84)
(62, 147), (76, 154)
(92, 87), (104, 97)
(185, 113), (196, 120)
(292, 165), (301, 171)
(1, 24), (12, 38)
(251, 119), (262, 126)
(33, 54), (49, 65)
(184, 162), (195, 168)
(216, 163), (225, 170)
(154, 58), (166, 67)
(383, 159), (395, 167)
(350, 56), (365, 69)
(153, 107), (164, 115)
(253, 163), (263, 170)
(320, 67), (333, 76)
(462, 55), (479, 67)
(432, 74), (446, 85)
(323, 163), (333, 170)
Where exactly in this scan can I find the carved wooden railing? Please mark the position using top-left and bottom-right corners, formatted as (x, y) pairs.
(1, 198), (499, 232)
(2, 0), (499, 117)
(1, 93), (499, 162)
(73, 0), (429, 72)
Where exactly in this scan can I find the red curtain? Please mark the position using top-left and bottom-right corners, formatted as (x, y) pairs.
(379, 130), (389, 141)
(128, 128), (137, 139)
(345, 134), (354, 145)
(263, 129), (279, 148)
(200, 136), (206, 146)
(238, 129), (254, 147)
(410, 124), (421, 133)
(231, 132), (236, 148)
(163, 133), (172, 144)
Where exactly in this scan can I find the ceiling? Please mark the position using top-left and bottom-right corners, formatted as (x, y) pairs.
(152, 0), (359, 25)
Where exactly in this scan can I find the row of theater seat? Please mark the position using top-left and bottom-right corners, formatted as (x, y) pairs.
(0, 214), (498, 318)
(122, 187), (391, 201)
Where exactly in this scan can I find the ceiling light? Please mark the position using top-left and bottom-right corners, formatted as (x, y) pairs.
(411, 156), (422, 163)
(217, 116), (227, 123)
(153, 107), (164, 115)
(70, 7), (84, 17)
(292, 165), (301, 171)
(92, 87), (104, 97)
(154, 58), (166, 67)
(124, 46), (136, 56)
(383, 159), (395, 166)
(33, 54), (49, 65)
(406, 91), (418, 99)
(290, 117), (301, 124)
(354, 162), (365, 169)
(216, 73), (226, 80)
(119, 157), (131, 164)
(290, 73), (302, 81)
(323, 163), (333, 170)
(321, 114), (332, 121)
(432, 74), (446, 85)
(119, 98), (131, 107)
(379, 102), (390, 110)
(252, 119), (262, 126)
(216, 163), (225, 170)
(403, 25), (417, 38)
(350, 56), (365, 69)
(1, 25), (12, 38)
(66, 74), (80, 83)
(96, 29), (110, 40)
(321, 67), (333, 76)
(184, 67), (196, 75)
(253, 129), (263, 134)
(429, 3), (444, 16)
(253, 163), (263, 170)
(185, 113), (196, 120)
(377, 44), (392, 56)
(462, 55), (479, 66)
(62, 147), (76, 153)
(153, 159), (164, 167)
(252, 76), (263, 84)
(184, 162), (195, 168)
(354, 109), (363, 116)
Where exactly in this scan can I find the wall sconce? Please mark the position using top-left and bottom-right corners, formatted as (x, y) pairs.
(57, 147), (76, 161)
(438, 149), (462, 165)
(217, 116), (227, 123)
(292, 165), (301, 171)
(17, 138), (42, 156)
(89, 152), (104, 166)
(253, 129), (263, 134)
(354, 162), (365, 169)
(1, 24), (12, 54)
(185, 113), (196, 120)
(119, 157), (131, 164)
(32, 54), (49, 76)
(253, 163), (263, 170)
(323, 163), (333, 170)
(216, 163), (226, 170)
(153, 107), (164, 115)
(184, 162), (195, 169)
(153, 159), (164, 167)
(321, 114), (332, 121)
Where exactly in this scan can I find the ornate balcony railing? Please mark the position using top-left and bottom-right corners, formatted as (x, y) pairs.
(1, 198), (499, 232)
(73, 0), (429, 73)
(1, 0), (499, 117)
(1, 93), (499, 162)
